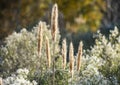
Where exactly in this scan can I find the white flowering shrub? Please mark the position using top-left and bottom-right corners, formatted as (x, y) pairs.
(0, 22), (60, 77)
(74, 52), (110, 85)
(82, 27), (120, 85)
(3, 68), (37, 85)
(69, 27), (120, 85)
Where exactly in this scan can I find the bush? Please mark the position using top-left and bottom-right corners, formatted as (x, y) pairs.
(2, 68), (37, 85)
(89, 27), (120, 84)
(0, 22), (60, 77)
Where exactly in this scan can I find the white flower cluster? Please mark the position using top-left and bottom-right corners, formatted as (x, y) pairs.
(3, 68), (37, 85)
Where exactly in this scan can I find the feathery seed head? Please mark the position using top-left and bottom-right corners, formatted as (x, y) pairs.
(62, 39), (67, 69)
(51, 3), (58, 42)
(46, 36), (51, 68)
(77, 41), (83, 71)
(69, 42), (74, 77)
(38, 21), (43, 58)
(0, 77), (2, 85)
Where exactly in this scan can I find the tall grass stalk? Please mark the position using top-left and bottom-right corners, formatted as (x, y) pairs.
(62, 39), (67, 70)
(0, 77), (2, 85)
(69, 42), (74, 78)
(51, 3), (58, 42)
(77, 41), (83, 71)
(45, 36), (51, 68)
(51, 3), (58, 85)
(38, 21), (43, 58)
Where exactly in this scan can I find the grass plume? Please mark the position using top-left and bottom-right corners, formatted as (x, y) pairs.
(46, 36), (51, 68)
(77, 41), (83, 71)
(51, 3), (58, 42)
(38, 21), (43, 58)
(0, 77), (2, 85)
(62, 38), (67, 69)
(69, 42), (74, 78)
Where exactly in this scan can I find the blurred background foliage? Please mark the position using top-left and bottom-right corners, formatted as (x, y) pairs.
(0, 0), (105, 38)
(0, 0), (50, 39)
(55, 0), (106, 32)
(0, 0), (120, 50)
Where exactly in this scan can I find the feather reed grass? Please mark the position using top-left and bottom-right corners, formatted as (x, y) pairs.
(0, 77), (2, 85)
(62, 39), (67, 69)
(77, 41), (83, 71)
(38, 21), (43, 58)
(69, 42), (74, 78)
(46, 36), (51, 68)
(51, 3), (58, 42)
(51, 4), (58, 85)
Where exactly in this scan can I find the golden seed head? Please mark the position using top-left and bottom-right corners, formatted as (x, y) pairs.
(46, 36), (51, 68)
(62, 39), (67, 69)
(38, 21), (43, 57)
(0, 77), (2, 85)
(51, 3), (58, 42)
(77, 41), (83, 71)
(69, 42), (74, 77)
